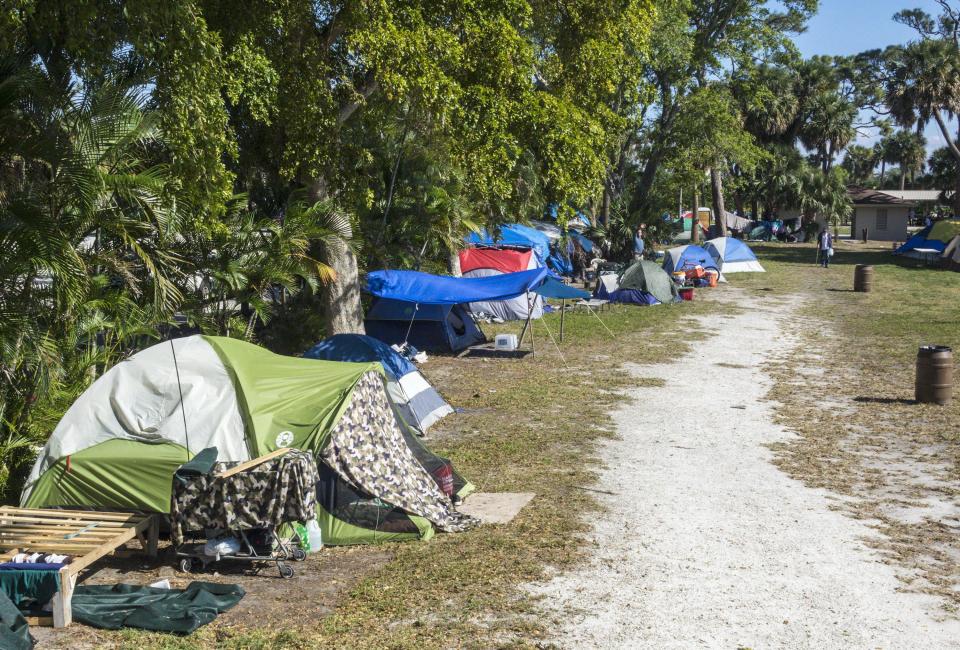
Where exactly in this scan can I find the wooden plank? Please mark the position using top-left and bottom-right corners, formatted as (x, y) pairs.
(146, 515), (159, 557)
(24, 616), (53, 626)
(0, 508), (158, 628)
(66, 526), (140, 575)
(52, 569), (75, 628)
(0, 526), (119, 537)
(0, 507), (143, 523)
(0, 514), (132, 528)
(0, 540), (100, 556)
(0, 536), (105, 548)
(217, 447), (290, 478)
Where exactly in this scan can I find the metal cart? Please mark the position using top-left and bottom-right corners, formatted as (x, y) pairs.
(170, 447), (319, 579)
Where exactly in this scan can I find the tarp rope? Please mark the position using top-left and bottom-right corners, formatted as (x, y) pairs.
(403, 302), (420, 345)
(170, 339), (191, 456)
(537, 314), (568, 367)
(587, 306), (616, 339)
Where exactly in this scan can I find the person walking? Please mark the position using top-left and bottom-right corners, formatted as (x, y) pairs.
(818, 225), (834, 268)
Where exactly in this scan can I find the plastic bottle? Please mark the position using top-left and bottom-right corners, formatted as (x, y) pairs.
(306, 519), (323, 552)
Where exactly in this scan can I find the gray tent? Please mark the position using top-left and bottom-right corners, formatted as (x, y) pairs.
(619, 260), (678, 304)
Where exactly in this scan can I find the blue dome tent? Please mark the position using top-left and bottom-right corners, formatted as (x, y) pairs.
(304, 334), (454, 434)
(704, 237), (765, 273)
(662, 244), (721, 274)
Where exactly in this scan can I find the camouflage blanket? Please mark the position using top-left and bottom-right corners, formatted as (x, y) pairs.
(171, 449), (318, 545)
(322, 372), (478, 533)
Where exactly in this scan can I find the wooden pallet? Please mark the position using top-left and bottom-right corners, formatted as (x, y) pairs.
(0, 506), (159, 627)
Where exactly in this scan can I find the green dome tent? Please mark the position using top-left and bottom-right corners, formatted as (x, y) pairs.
(618, 260), (678, 304)
(22, 335), (474, 545)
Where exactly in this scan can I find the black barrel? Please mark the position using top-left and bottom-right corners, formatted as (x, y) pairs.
(853, 264), (874, 292)
(915, 345), (953, 405)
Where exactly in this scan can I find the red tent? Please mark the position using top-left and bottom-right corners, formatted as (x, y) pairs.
(459, 248), (533, 274)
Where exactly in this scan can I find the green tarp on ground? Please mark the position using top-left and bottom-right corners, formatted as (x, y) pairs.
(0, 589), (32, 649)
(71, 581), (244, 634)
(0, 570), (59, 613)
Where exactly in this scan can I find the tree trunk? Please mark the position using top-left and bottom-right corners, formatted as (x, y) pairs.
(931, 111), (960, 213)
(309, 179), (365, 335)
(448, 250), (462, 277)
(318, 236), (365, 335)
(710, 167), (728, 237)
(751, 198), (759, 222)
(900, 166), (906, 190)
(879, 160), (886, 186)
(954, 170), (960, 216)
(691, 185), (700, 244)
(600, 185), (611, 227)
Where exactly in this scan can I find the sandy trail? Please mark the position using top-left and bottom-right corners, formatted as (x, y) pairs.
(533, 290), (960, 649)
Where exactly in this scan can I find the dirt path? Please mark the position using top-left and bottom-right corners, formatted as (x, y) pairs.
(533, 290), (960, 649)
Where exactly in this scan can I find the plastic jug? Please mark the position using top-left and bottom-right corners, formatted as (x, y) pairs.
(306, 519), (323, 552)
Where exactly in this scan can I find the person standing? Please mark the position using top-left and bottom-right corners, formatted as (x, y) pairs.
(634, 226), (645, 259)
(818, 225), (834, 268)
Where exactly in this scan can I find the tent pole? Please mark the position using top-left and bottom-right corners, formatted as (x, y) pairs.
(403, 303), (420, 345)
(526, 292), (536, 357)
(560, 299), (565, 342)
(518, 292), (534, 347)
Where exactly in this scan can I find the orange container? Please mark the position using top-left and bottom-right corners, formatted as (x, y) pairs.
(705, 270), (719, 287)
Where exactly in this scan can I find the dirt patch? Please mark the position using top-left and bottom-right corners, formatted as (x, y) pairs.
(31, 542), (392, 648)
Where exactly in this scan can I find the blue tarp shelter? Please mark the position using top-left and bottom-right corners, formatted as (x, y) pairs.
(365, 300), (485, 353)
(895, 221), (960, 258)
(364, 268), (549, 352)
(534, 277), (590, 300)
(304, 334), (454, 433)
(366, 268), (548, 305)
(465, 225), (551, 265)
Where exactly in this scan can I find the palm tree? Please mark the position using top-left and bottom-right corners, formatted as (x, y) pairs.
(798, 166), (851, 233)
(885, 39), (960, 208)
(174, 196), (350, 340)
(841, 145), (879, 186)
(0, 69), (182, 499)
(799, 91), (857, 172)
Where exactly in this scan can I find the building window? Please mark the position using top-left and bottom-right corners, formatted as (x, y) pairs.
(876, 208), (888, 231)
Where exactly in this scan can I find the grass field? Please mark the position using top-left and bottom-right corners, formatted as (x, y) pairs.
(57, 241), (960, 647)
(99, 287), (726, 649)
(734, 240), (960, 610)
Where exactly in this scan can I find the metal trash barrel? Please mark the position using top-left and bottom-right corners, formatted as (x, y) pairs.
(853, 264), (873, 292)
(915, 345), (953, 405)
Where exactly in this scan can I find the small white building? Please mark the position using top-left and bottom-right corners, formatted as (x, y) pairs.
(848, 187), (915, 242)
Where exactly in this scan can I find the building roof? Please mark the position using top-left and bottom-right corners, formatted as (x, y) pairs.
(847, 187), (917, 207)
(874, 189), (943, 202)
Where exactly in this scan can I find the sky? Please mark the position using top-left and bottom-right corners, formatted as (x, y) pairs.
(789, 0), (952, 156)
